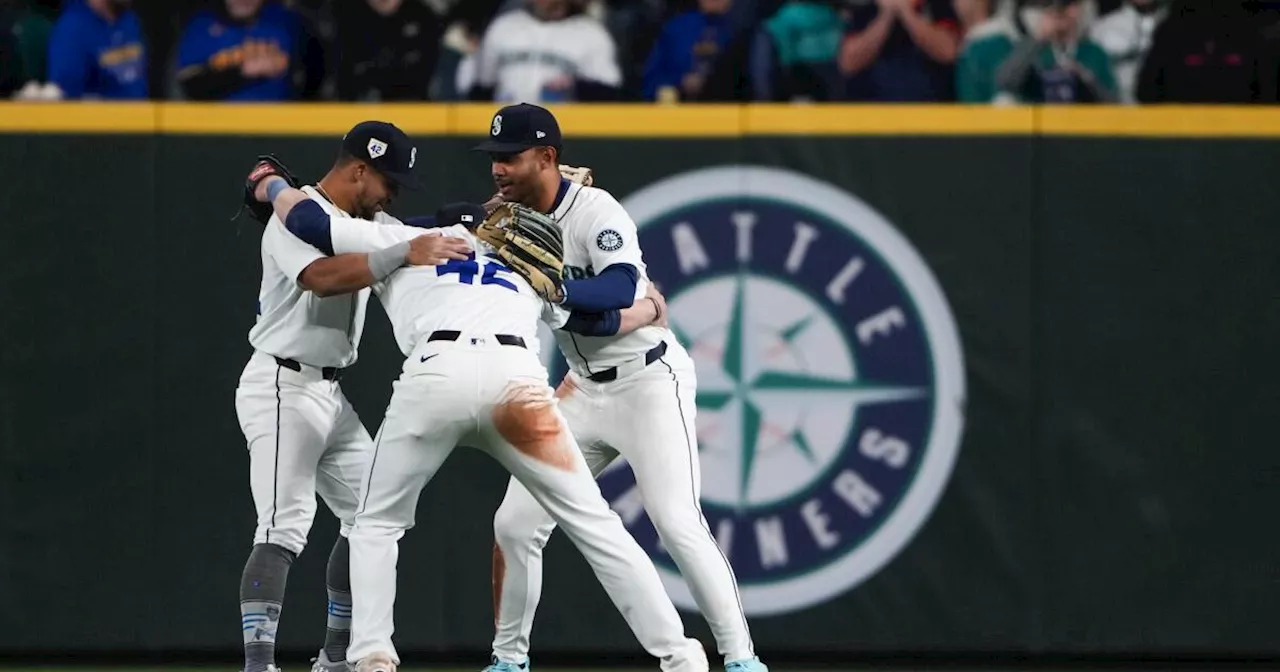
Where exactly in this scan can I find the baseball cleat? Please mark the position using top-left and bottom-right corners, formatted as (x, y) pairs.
(310, 649), (351, 672)
(481, 655), (530, 672)
(725, 657), (768, 672)
(354, 652), (396, 672)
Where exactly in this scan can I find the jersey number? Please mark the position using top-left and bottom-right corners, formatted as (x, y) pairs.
(436, 254), (518, 292)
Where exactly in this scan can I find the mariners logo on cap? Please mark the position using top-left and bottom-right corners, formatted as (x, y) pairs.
(554, 166), (966, 617)
(409, 147), (417, 169)
(367, 138), (388, 159)
(491, 115), (503, 136)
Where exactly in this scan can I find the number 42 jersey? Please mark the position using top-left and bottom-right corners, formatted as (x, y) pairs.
(326, 217), (568, 357)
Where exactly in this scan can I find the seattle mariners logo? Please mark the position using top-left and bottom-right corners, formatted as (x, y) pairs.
(596, 229), (624, 252)
(597, 166), (966, 616)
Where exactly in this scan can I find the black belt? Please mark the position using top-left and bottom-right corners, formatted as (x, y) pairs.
(275, 356), (344, 381)
(588, 341), (668, 383)
(428, 330), (526, 349)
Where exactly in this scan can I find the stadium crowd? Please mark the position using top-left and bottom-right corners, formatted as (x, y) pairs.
(1, 0), (1277, 104)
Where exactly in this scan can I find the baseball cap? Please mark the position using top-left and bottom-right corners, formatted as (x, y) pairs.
(342, 120), (422, 191)
(472, 103), (562, 155)
(435, 202), (488, 228)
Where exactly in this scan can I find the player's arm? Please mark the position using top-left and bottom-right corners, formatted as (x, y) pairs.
(556, 198), (645, 312)
(297, 258), (379, 298)
(559, 283), (667, 337)
(264, 220), (382, 297)
(259, 176), (470, 259)
(562, 301), (659, 337)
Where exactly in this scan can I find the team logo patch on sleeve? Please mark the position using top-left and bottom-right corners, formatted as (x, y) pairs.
(596, 229), (624, 251)
(580, 165), (966, 617)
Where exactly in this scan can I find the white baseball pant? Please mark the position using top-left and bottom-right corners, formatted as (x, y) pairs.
(345, 334), (707, 671)
(491, 343), (755, 664)
(235, 350), (371, 554)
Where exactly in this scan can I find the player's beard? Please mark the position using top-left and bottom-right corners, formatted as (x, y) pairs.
(351, 188), (387, 220)
(497, 173), (541, 209)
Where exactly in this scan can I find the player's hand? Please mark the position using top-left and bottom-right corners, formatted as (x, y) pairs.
(406, 233), (472, 266)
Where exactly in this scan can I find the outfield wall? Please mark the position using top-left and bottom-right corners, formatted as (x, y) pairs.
(0, 104), (1275, 659)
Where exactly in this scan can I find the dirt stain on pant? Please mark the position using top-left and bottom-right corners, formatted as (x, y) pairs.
(492, 383), (577, 471)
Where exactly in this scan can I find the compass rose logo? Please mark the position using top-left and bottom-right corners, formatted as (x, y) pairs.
(560, 166), (966, 616)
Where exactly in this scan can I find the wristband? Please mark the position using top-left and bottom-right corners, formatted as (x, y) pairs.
(368, 240), (410, 280)
(265, 177), (289, 203)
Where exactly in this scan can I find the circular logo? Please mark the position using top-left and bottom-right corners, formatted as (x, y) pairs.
(591, 166), (967, 616)
(596, 229), (624, 252)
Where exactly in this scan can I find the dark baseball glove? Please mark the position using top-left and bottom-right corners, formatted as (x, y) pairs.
(242, 154), (301, 225)
(477, 202), (565, 301)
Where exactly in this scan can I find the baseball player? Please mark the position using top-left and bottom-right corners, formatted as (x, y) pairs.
(250, 174), (710, 672)
(474, 104), (769, 672)
(235, 121), (470, 672)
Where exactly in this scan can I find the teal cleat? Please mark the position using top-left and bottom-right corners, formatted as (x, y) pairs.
(481, 655), (530, 672)
(726, 657), (769, 672)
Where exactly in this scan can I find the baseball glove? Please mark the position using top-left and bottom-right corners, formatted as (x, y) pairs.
(242, 154), (302, 225)
(559, 164), (594, 187)
(476, 202), (565, 301)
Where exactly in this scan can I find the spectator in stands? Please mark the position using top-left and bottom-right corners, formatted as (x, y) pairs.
(469, 0), (622, 102)
(0, 0), (52, 96)
(604, 0), (667, 99)
(174, 0), (298, 101)
(46, 0), (147, 99)
(1089, 0), (1167, 103)
(642, 0), (736, 101)
(334, 0), (444, 101)
(751, 0), (844, 101)
(1136, 0), (1276, 103)
(840, 0), (964, 101)
(954, 0), (996, 39)
(957, 0), (1115, 103)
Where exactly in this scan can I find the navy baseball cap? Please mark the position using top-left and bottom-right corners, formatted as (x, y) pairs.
(342, 120), (422, 191)
(473, 103), (562, 154)
(435, 202), (487, 228)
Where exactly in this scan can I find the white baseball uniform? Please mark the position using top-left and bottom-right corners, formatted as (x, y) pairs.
(235, 186), (373, 556)
(490, 182), (757, 665)
(301, 215), (707, 672)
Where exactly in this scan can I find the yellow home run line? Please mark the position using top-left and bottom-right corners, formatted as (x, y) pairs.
(0, 103), (1278, 137)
